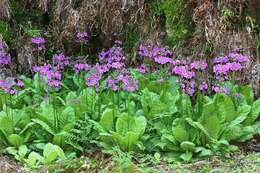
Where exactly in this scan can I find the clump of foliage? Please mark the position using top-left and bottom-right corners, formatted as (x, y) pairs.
(148, 0), (194, 45)
(0, 31), (260, 171)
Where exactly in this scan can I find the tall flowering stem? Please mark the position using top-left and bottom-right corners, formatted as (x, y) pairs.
(31, 37), (46, 65)
(75, 31), (89, 58)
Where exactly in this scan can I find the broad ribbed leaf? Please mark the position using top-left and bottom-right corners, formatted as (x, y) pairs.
(0, 116), (13, 135)
(100, 109), (114, 131)
(7, 134), (24, 147)
(201, 115), (220, 139)
(244, 99), (260, 125)
(216, 94), (236, 122)
(238, 85), (254, 105)
(173, 125), (189, 143)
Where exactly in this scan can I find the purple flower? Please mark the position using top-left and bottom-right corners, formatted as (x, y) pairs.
(0, 41), (11, 65)
(212, 85), (229, 94)
(86, 72), (101, 88)
(53, 53), (69, 69)
(31, 37), (46, 52)
(213, 56), (229, 64)
(74, 63), (91, 73)
(229, 52), (249, 63)
(34, 64), (62, 89)
(172, 66), (195, 79)
(199, 82), (208, 92)
(31, 37), (45, 44)
(98, 44), (125, 71)
(0, 78), (24, 95)
(190, 61), (208, 71)
(138, 44), (150, 57)
(137, 65), (148, 73)
(228, 62), (242, 71)
(75, 31), (89, 43)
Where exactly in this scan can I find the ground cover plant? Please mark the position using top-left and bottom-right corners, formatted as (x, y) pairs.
(0, 33), (260, 172)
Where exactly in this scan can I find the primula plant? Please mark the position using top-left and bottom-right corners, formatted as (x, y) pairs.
(0, 33), (260, 170)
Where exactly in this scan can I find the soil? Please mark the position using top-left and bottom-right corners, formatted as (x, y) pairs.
(0, 156), (26, 173)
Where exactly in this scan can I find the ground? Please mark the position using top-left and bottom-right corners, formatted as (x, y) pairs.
(1, 151), (260, 173)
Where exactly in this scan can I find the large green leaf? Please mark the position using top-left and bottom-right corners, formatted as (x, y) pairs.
(7, 134), (24, 148)
(244, 99), (260, 125)
(43, 143), (65, 164)
(0, 116), (13, 134)
(100, 108), (115, 131)
(132, 116), (147, 136)
(112, 131), (140, 151)
(116, 113), (135, 135)
(172, 125), (189, 143)
(201, 115), (220, 140)
(216, 94), (236, 122)
(60, 106), (76, 128)
(238, 85), (254, 105)
(32, 119), (55, 135)
(185, 118), (211, 140)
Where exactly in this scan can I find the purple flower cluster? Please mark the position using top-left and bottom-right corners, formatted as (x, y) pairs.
(0, 78), (24, 94)
(171, 60), (208, 96)
(138, 44), (173, 69)
(75, 31), (89, 44)
(0, 41), (11, 65)
(52, 53), (69, 69)
(136, 65), (148, 74)
(213, 52), (249, 77)
(31, 37), (46, 51)
(99, 43), (125, 70)
(74, 63), (91, 73)
(33, 64), (62, 89)
(106, 72), (138, 92)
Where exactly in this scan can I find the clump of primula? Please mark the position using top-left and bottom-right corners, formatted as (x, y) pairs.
(99, 41), (125, 70)
(52, 53), (69, 69)
(33, 64), (62, 89)
(0, 41), (11, 65)
(138, 44), (174, 73)
(106, 70), (138, 92)
(212, 50), (249, 94)
(31, 37), (46, 51)
(75, 31), (89, 44)
(171, 59), (209, 96)
(0, 78), (24, 95)
(74, 63), (91, 74)
(86, 66), (102, 91)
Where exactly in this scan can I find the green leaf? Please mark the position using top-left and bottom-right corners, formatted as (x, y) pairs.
(244, 99), (260, 125)
(180, 141), (196, 151)
(26, 152), (44, 168)
(133, 116), (147, 136)
(185, 118), (211, 140)
(216, 94), (236, 122)
(7, 134), (24, 148)
(116, 114), (146, 136)
(173, 125), (189, 143)
(60, 106), (76, 128)
(201, 115), (220, 140)
(0, 116), (13, 135)
(43, 143), (65, 164)
(112, 131), (140, 151)
(32, 119), (55, 135)
(18, 145), (28, 158)
(238, 85), (254, 105)
(100, 109), (115, 131)
(180, 152), (193, 162)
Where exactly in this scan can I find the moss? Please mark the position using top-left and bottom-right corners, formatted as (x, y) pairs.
(0, 21), (10, 42)
(147, 0), (194, 45)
